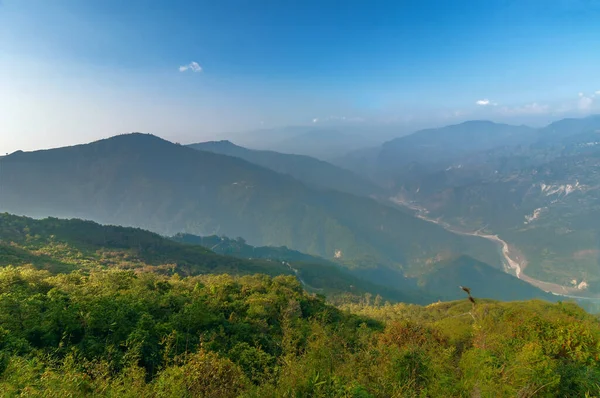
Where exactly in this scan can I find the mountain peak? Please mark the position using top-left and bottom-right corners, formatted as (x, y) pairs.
(188, 140), (246, 155)
(457, 120), (496, 126)
(101, 132), (168, 143)
(200, 140), (239, 148)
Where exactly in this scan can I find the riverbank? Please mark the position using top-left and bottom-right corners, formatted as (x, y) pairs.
(389, 197), (600, 301)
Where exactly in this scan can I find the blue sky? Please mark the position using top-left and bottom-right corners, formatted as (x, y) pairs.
(1, 0), (600, 153)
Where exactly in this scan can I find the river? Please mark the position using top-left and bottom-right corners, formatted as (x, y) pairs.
(390, 197), (600, 302)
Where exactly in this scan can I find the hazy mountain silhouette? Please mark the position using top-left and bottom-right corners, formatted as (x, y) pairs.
(188, 140), (383, 197)
(0, 133), (499, 275)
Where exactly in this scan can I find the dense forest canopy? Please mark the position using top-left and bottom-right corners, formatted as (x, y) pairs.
(0, 267), (599, 397)
(0, 214), (599, 396)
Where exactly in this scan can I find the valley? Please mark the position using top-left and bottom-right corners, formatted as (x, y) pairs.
(390, 196), (600, 302)
(4, 3), (600, 395)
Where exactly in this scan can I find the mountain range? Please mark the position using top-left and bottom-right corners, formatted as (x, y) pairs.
(0, 213), (554, 304)
(336, 115), (600, 295)
(216, 124), (408, 160)
(4, 115), (599, 302)
(188, 140), (382, 197)
(0, 133), (503, 286)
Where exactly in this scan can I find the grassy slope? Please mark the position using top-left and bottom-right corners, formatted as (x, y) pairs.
(0, 213), (291, 277)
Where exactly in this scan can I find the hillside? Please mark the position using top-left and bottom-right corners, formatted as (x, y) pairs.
(0, 265), (598, 396)
(419, 255), (555, 302)
(335, 121), (536, 182)
(382, 116), (600, 293)
(0, 213), (291, 277)
(220, 125), (394, 160)
(188, 140), (382, 197)
(378, 120), (535, 168)
(0, 133), (501, 279)
(1, 213), (434, 304)
(330, 115), (600, 297)
(173, 233), (554, 304)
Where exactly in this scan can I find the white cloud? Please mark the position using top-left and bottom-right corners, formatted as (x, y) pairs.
(179, 61), (202, 73)
(579, 92), (584, 97)
(475, 99), (497, 106)
(596, 90), (600, 95)
(578, 95), (594, 111)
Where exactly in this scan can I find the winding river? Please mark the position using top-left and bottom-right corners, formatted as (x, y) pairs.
(391, 198), (600, 302)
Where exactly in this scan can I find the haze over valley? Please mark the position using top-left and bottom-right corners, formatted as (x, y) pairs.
(3, 114), (600, 306)
(2, 1), (600, 395)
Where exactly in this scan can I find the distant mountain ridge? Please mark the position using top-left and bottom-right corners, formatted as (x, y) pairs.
(217, 124), (406, 160)
(342, 115), (600, 295)
(334, 120), (536, 183)
(188, 140), (383, 197)
(0, 132), (501, 279)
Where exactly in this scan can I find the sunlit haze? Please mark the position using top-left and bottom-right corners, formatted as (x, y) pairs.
(1, 0), (600, 154)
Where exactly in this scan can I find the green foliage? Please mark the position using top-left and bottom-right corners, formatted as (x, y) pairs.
(173, 232), (431, 304)
(419, 255), (555, 302)
(0, 266), (598, 397)
(0, 212), (291, 277)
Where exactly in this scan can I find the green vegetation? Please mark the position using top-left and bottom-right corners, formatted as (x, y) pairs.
(0, 213), (598, 396)
(0, 213), (552, 305)
(418, 255), (555, 302)
(0, 266), (599, 397)
(0, 213), (291, 278)
(1, 213), (435, 304)
(173, 233), (553, 304)
(0, 133), (500, 275)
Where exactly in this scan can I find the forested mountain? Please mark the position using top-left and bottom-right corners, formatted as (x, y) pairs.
(334, 121), (536, 181)
(0, 213), (432, 304)
(0, 133), (501, 279)
(420, 255), (554, 302)
(188, 140), (382, 197)
(343, 115), (600, 295)
(173, 233), (554, 303)
(0, 213), (290, 277)
(377, 120), (535, 171)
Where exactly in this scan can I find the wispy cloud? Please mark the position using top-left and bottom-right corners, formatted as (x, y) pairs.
(578, 95), (594, 111)
(475, 99), (497, 106)
(311, 115), (365, 124)
(179, 61), (202, 73)
(498, 102), (550, 115)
